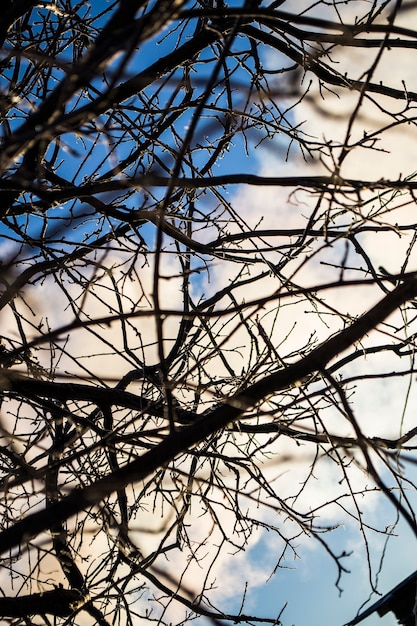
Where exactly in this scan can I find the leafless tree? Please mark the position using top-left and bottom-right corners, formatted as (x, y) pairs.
(1, 1), (417, 624)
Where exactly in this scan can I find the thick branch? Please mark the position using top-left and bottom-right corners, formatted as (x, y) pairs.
(8, 174), (417, 206)
(0, 588), (85, 617)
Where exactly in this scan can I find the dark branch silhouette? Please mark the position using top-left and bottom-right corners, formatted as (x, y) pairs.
(1, 2), (417, 625)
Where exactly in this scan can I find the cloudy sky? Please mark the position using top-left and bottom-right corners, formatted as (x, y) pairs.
(211, 2), (417, 625)
(2, 2), (417, 626)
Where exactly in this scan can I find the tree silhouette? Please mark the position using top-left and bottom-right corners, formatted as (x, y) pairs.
(1, 1), (417, 624)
